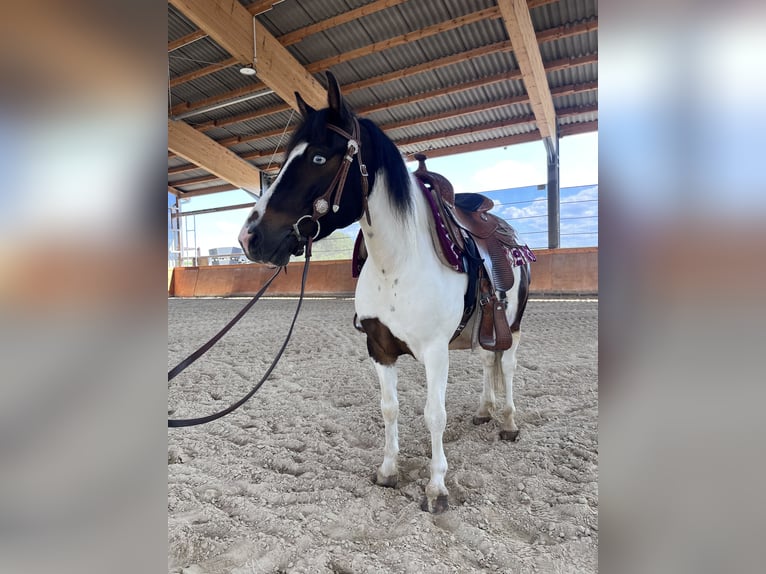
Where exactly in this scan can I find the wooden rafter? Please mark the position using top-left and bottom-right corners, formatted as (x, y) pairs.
(225, 103), (596, 164)
(305, 7), (500, 72)
(403, 120), (598, 161)
(167, 82), (597, 177)
(194, 102), (291, 131)
(168, 0), (326, 110)
(169, 57), (238, 87)
(279, 0), (409, 46)
(186, 51), (596, 138)
(281, 0), (558, 47)
(168, 30), (207, 52)
(497, 0), (558, 148)
(169, 174), (221, 187)
(168, 119), (262, 193)
(390, 106), (595, 149)
(170, 19), (595, 117)
(246, 1), (286, 16)
(178, 183), (239, 198)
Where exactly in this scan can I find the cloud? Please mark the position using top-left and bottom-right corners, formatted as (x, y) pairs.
(471, 159), (547, 192)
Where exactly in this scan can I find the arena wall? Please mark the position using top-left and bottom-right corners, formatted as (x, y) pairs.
(169, 247), (597, 297)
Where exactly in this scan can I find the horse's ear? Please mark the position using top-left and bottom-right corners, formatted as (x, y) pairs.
(326, 71), (350, 121)
(295, 92), (315, 118)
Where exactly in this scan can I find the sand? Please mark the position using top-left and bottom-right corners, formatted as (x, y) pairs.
(168, 297), (597, 573)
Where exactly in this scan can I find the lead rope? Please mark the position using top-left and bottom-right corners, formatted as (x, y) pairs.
(168, 239), (313, 428)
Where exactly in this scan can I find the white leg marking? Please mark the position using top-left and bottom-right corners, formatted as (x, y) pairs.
(422, 345), (449, 506)
(499, 331), (521, 434)
(373, 361), (399, 483)
(475, 349), (497, 421)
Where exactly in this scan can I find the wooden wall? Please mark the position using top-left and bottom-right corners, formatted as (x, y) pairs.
(169, 247), (597, 297)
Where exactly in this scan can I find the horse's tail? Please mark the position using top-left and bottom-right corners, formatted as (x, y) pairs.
(491, 352), (504, 401)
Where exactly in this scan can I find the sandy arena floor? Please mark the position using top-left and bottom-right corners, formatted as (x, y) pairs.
(168, 297), (597, 573)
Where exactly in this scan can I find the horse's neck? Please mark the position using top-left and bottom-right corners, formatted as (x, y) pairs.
(361, 173), (432, 273)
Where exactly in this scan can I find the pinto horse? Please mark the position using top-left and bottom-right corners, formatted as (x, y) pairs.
(239, 72), (530, 513)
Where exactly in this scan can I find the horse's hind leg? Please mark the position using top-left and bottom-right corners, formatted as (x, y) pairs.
(373, 361), (399, 487)
(498, 331), (521, 441)
(472, 349), (497, 425)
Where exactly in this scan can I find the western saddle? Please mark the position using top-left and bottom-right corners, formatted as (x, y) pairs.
(353, 154), (535, 351)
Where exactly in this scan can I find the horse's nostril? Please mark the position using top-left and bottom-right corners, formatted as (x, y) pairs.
(248, 226), (262, 248)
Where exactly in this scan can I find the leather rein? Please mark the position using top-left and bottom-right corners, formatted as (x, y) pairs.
(168, 118), (369, 428)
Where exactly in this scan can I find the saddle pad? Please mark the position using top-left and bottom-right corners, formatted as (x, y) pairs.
(416, 179), (465, 272)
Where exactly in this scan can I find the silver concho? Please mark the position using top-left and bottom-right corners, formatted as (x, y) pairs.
(314, 198), (329, 214)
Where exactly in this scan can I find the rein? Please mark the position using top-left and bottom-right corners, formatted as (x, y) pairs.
(167, 239), (313, 428)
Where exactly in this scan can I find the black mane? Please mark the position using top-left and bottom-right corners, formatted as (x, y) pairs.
(287, 109), (412, 218)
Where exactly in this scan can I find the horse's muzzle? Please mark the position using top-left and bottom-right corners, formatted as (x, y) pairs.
(239, 223), (301, 266)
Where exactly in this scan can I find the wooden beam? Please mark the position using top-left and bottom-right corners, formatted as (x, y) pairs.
(168, 163), (201, 176)
(232, 99), (595, 162)
(168, 0), (326, 110)
(306, 7), (500, 73)
(246, 1), (286, 16)
(278, 0), (558, 48)
(171, 19), (595, 117)
(169, 57), (238, 87)
(171, 82), (268, 117)
(404, 132), (543, 160)
(402, 119), (597, 160)
(194, 102), (291, 131)
(497, 0), (558, 146)
(170, 174), (221, 187)
(211, 55), (597, 143)
(168, 119), (261, 193)
(279, 0), (410, 47)
(168, 30), (207, 52)
(559, 120), (598, 137)
(169, 82), (596, 176)
(178, 183), (239, 198)
(392, 106), (594, 148)
(168, 185), (182, 196)
(344, 41), (511, 92)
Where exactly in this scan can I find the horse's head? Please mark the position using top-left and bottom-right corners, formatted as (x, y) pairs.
(239, 72), (369, 266)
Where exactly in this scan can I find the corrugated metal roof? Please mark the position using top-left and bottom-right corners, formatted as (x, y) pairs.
(168, 0), (597, 196)
(168, 5), (197, 43)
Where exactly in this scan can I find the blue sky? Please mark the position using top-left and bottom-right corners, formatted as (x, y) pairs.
(170, 131), (597, 253)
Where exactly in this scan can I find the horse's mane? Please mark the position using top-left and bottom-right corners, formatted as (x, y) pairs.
(288, 109), (412, 218)
(358, 117), (412, 217)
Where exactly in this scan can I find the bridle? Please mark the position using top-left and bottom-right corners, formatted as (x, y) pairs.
(292, 116), (371, 244)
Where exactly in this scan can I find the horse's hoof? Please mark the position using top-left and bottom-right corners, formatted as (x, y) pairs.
(420, 494), (449, 514)
(499, 429), (520, 441)
(472, 415), (492, 425)
(373, 472), (398, 488)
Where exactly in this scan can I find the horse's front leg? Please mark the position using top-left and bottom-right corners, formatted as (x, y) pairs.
(372, 361), (399, 487)
(421, 345), (450, 513)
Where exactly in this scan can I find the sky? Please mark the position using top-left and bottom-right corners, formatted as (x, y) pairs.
(169, 131), (598, 256)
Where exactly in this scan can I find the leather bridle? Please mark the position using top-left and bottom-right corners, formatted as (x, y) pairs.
(292, 117), (371, 244)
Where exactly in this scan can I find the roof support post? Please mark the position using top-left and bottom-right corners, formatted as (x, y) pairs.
(545, 131), (560, 249)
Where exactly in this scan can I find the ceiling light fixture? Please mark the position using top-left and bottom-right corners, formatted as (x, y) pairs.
(239, 64), (256, 76)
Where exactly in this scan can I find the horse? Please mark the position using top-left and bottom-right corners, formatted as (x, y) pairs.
(238, 72), (530, 513)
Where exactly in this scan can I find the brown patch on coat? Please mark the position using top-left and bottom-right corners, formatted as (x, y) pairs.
(359, 318), (412, 365)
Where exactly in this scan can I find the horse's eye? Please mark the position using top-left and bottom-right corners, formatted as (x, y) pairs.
(312, 155), (327, 165)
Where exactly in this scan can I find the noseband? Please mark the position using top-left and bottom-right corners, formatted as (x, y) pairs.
(292, 117), (371, 242)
